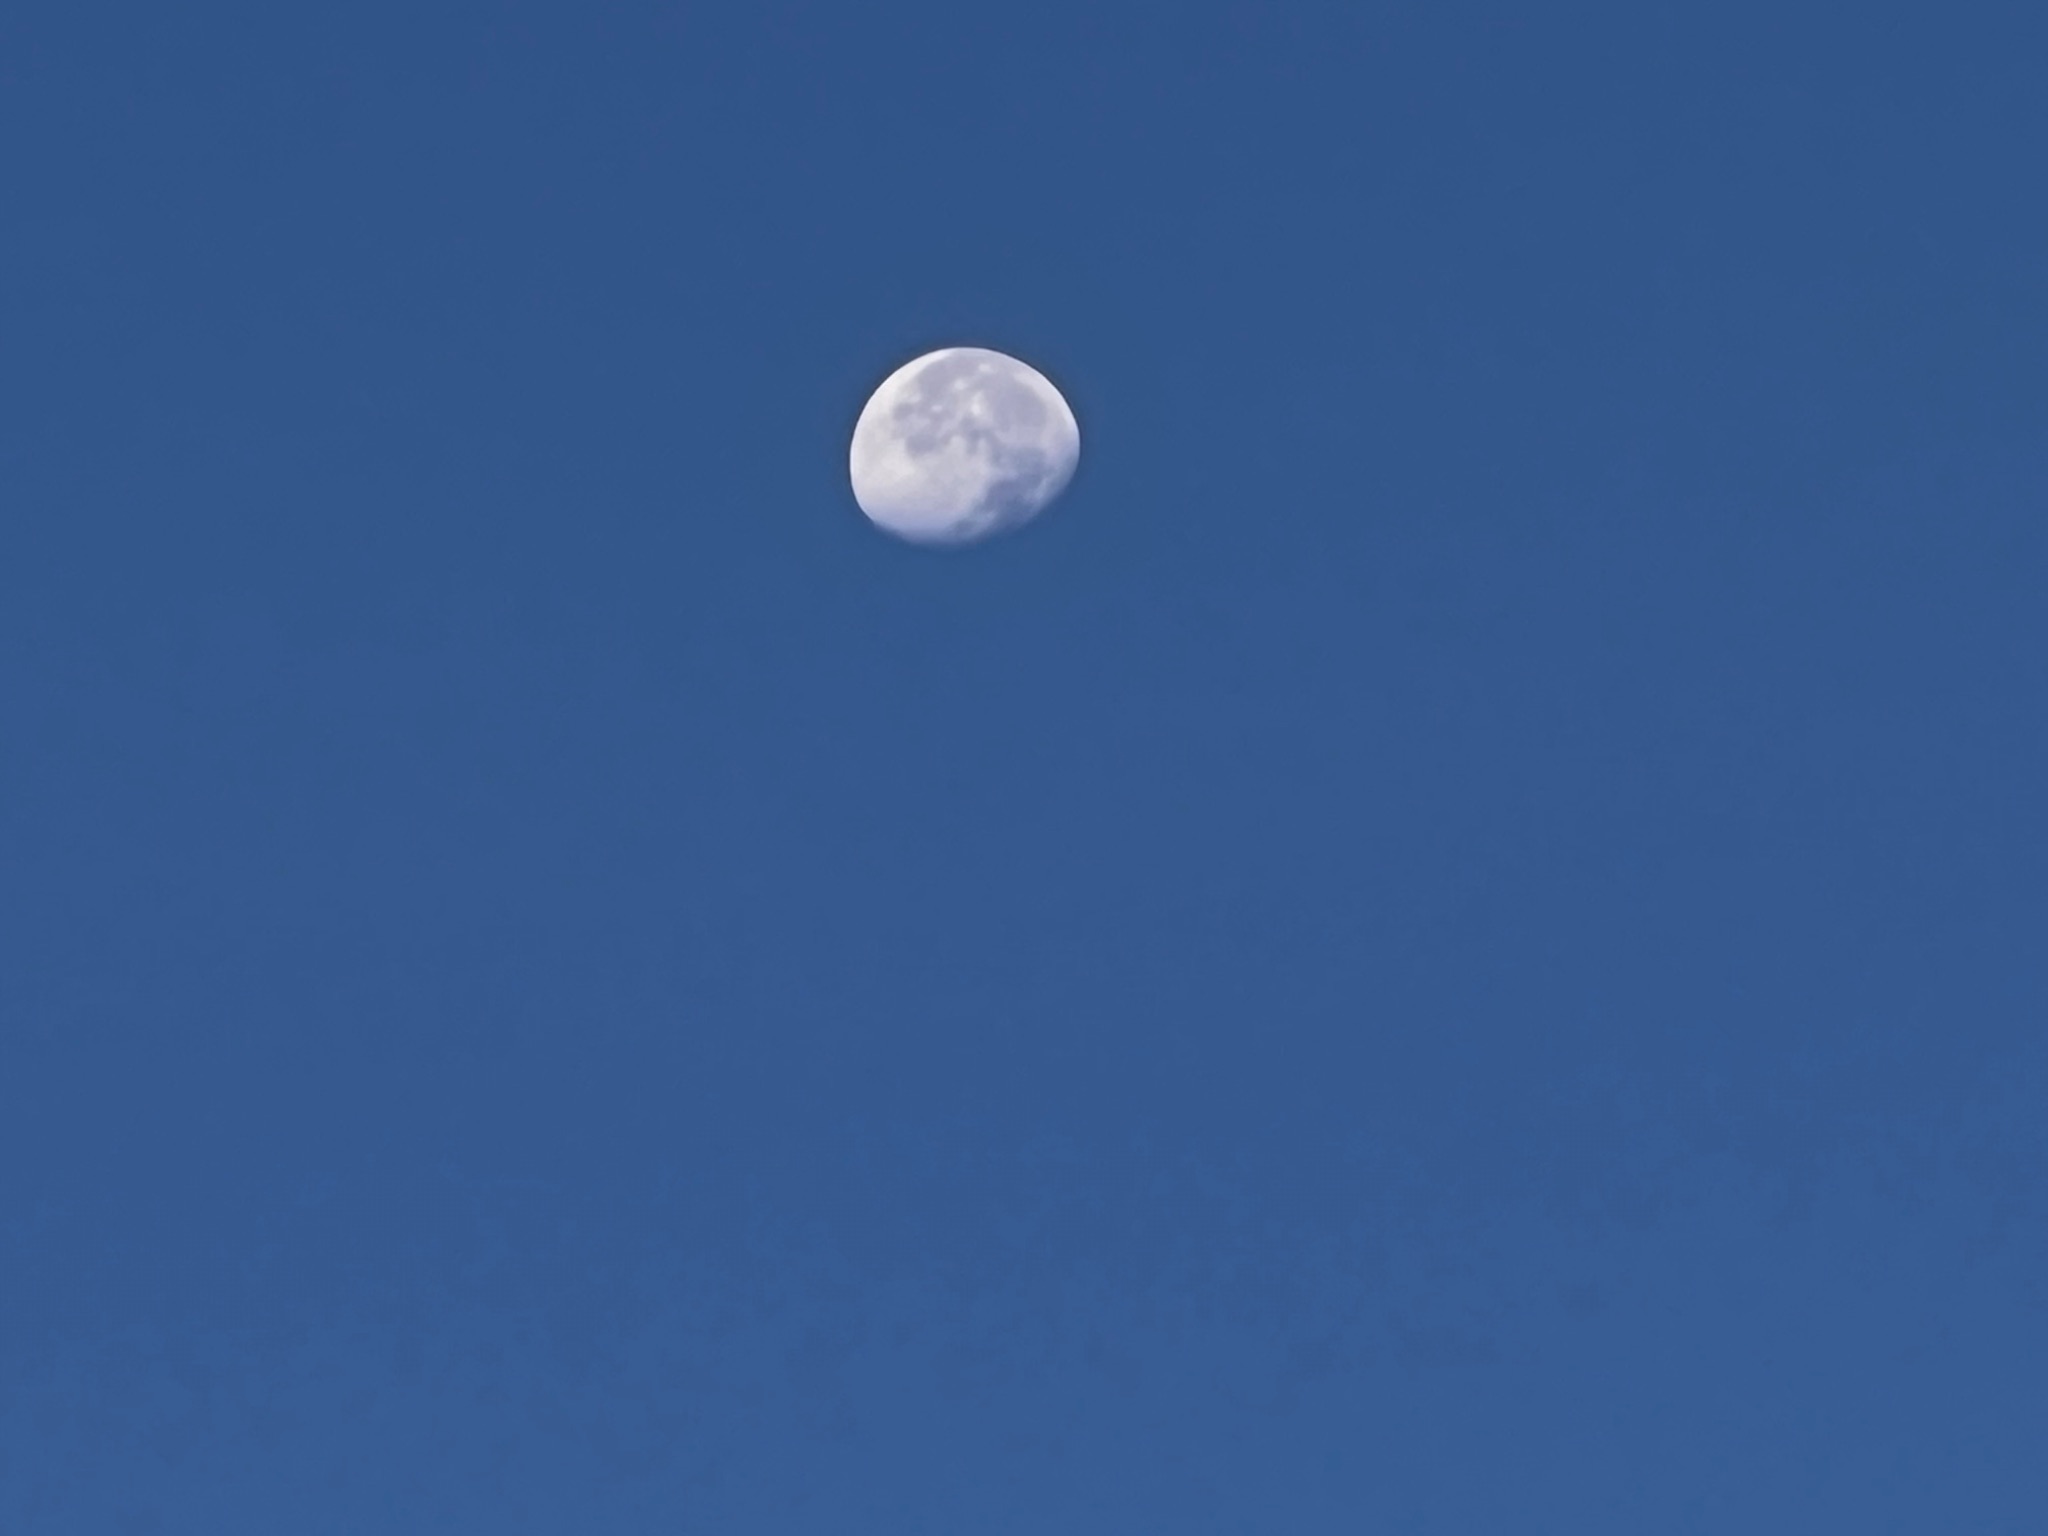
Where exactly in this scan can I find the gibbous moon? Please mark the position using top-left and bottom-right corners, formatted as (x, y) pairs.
(849, 347), (1080, 546)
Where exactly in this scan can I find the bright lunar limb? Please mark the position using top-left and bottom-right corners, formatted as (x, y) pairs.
(849, 347), (1080, 546)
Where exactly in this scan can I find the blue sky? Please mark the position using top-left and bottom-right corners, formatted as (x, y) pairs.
(2, 2), (2044, 1530)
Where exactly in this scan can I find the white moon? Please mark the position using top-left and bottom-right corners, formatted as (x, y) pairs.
(849, 347), (1080, 546)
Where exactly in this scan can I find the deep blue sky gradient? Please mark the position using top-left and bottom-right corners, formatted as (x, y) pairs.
(2, 2), (2045, 1529)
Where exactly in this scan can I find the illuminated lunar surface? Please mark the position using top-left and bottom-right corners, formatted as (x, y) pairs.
(848, 347), (1080, 546)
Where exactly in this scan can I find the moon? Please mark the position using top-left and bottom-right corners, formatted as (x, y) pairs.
(849, 347), (1081, 546)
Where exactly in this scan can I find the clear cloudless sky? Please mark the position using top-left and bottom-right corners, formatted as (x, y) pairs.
(2, 1), (2044, 1530)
